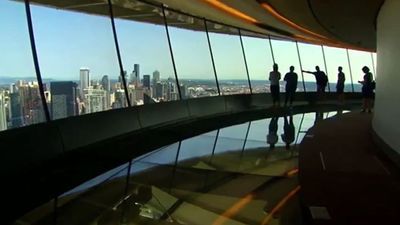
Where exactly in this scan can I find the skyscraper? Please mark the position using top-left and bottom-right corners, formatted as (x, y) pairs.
(143, 75), (151, 89)
(152, 70), (161, 98)
(155, 82), (164, 99)
(153, 70), (160, 84)
(180, 84), (188, 99)
(113, 89), (126, 109)
(17, 81), (44, 125)
(101, 75), (111, 109)
(80, 68), (90, 100)
(50, 81), (77, 120)
(101, 75), (111, 92)
(9, 93), (23, 128)
(84, 89), (107, 113)
(0, 92), (7, 131)
(131, 64), (140, 85)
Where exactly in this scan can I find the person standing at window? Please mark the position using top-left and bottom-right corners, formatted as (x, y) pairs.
(359, 66), (374, 113)
(336, 66), (345, 103)
(269, 63), (281, 107)
(284, 66), (298, 107)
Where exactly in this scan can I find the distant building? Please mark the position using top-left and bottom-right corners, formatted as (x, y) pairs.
(166, 80), (178, 101)
(101, 75), (111, 109)
(130, 64), (140, 85)
(155, 82), (164, 99)
(84, 88), (107, 113)
(143, 75), (151, 89)
(17, 82), (44, 125)
(9, 93), (23, 128)
(113, 89), (126, 109)
(180, 84), (188, 99)
(50, 81), (77, 120)
(153, 70), (160, 84)
(0, 92), (7, 131)
(80, 68), (90, 100)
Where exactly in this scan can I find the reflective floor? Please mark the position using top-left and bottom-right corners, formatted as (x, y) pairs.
(15, 110), (349, 225)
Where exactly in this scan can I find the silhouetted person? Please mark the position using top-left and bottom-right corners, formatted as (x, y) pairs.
(303, 66), (328, 93)
(284, 66), (298, 107)
(281, 114), (295, 149)
(358, 66), (374, 113)
(269, 63), (281, 107)
(336, 66), (345, 103)
(267, 117), (279, 150)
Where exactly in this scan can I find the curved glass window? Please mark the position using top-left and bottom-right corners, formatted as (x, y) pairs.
(113, 2), (178, 104)
(31, 3), (123, 120)
(0, 1), (46, 131)
(323, 46), (353, 92)
(348, 49), (375, 92)
(270, 39), (303, 92)
(297, 43), (326, 92)
(207, 22), (250, 95)
(167, 14), (218, 98)
(242, 32), (274, 93)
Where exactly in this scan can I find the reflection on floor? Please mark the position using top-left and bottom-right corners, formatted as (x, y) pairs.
(15, 111), (349, 225)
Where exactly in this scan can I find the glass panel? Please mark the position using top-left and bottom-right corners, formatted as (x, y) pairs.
(348, 49), (375, 92)
(167, 13), (218, 98)
(113, 2), (178, 104)
(178, 131), (218, 169)
(31, 3), (124, 120)
(60, 163), (129, 197)
(138, 142), (180, 165)
(297, 43), (325, 92)
(207, 22), (250, 95)
(323, 46), (353, 92)
(270, 39), (303, 92)
(55, 166), (130, 225)
(242, 33), (274, 93)
(244, 118), (268, 150)
(211, 122), (249, 172)
(0, 1), (46, 131)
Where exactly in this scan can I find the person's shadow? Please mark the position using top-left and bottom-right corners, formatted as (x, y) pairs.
(267, 117), (279, 150)
(281, 114), (295, 149)
(314, 111), (324, 125)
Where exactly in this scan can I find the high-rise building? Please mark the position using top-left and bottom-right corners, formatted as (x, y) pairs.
(101, 75), (111, 92)
(101, 75), (111, 109)
(166, 79), (178, 101)
(9, 93), (23, 128)
(131, 64), (140, 85)
(50, 81), (77, 120)
(9, 84), (18, 94)
(113, 89), (126, 109)
(17, 81), (44, 125)
(155, 82), (164, 99)
(143, 75), (151, 89)
(152, 70), (160, 84)
(80, 68), (90, 100)
(180, 84), (188, 99)
(0, 92), (7, 131)
(84, 89), (107, 113)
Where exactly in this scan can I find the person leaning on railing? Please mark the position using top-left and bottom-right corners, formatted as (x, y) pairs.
(302, 66), (328, 94)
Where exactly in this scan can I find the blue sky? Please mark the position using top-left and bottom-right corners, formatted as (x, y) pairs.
(0, 1), (376, 83)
